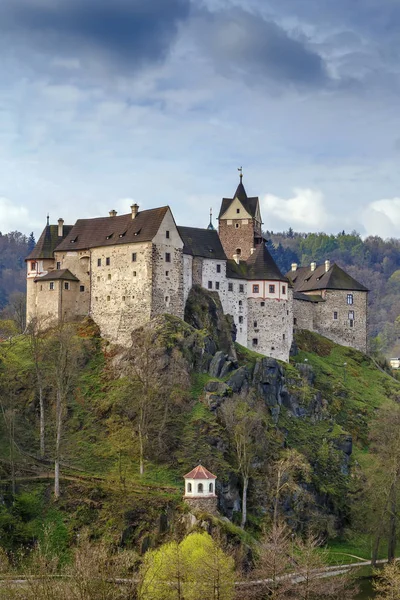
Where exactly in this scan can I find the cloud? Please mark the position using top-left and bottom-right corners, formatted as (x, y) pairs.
(193, 8), (328, 88)
(262, 188), (334, 231)
(0, 0), (190, 75)
(362, 198), (400, 239)
(0, 197), (30, 233)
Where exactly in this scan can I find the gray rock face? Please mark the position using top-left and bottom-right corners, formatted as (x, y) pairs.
(218, 473), (241, 518)
(226, 367), (250, 394)
(297, 363), (315, 385)
(220, 360), (235, 379)
(209, 351), (227, 378)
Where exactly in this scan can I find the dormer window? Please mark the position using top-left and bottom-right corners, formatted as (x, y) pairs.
(119, 231), (127, 238)
(106, 233), (113, 240)
(134, 228), (142, 236)
(70, 236), (78, 243)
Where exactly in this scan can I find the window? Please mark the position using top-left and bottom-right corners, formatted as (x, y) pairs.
(253, 285), (259, 293)
(64, 282), (69, 290)
(269, 284), (275, 294)
(228, 283), (233, 292)
(106, 257), (110, 266)
(97, 276), (100, 282)
(208, 281), (212, 289)
(108, 274), (111, 280)
(95, 296), (98, 302)
(333, 311), (338, 320)
(133, 271), (137, 277)
(347, 294), (353, 305)
(254, 321), (257, 328)
(261, 301), (265, 307)
(97, 258), (102, 267)
(165, 271), (169, 276)
(238, 300), (242, 306)
(239, 316), (243, 324)
(40, 285), (42, 291)
(216, 282), (220, 290)
(80, 285), (85, 292)
(282, 285), (286, 294)
(198, 483), (203, 494)
(235, 223), (239, 229)
(122, 296), (126, 301)
(348, 311), (354, 320)
(31, 261), (36, 270)
(132, 253), (137, 262)
(350, 319), (354, 328)
(252, 338), (258, 347)
(239, 284), (244, 293)
(165, 253), (171, 263)
(294, 317), (297, 325)
(49, 282), (54, 290)
(107, 295), (110, 302)
(166, 230), (170, 239)
(236, 208), (240, 214)
(236, 248), (241, 256)
(283, 333), (286, 340)
(217, 264), (221, 273)
(187, 483), (192, 493)
(56, 262), (61, 270)
(165, 296), (169, 303)
(209, 483), (213, 493)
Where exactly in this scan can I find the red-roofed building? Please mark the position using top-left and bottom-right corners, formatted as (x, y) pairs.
(183, 464), (218, 515)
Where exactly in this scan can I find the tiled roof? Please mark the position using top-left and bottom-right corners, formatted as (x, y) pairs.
(178, 226), (227, 260)
(226, 259), (248, 279)
(218, 180), (259, 219)
(55, 207), (169, 252)
(246, 243), (288, 282)
(293, 291), (325, 302)
(26, 225), (73, 260)
(184, 465), (216, 480)
(35, 269), (79, 282)
(287, 263), (368, 293)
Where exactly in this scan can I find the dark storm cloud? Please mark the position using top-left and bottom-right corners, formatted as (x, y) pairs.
(0, 0), (190, 70)
(195, 8), (329, 88)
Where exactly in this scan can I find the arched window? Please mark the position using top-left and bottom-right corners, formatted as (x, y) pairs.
(187, 482), (192, 493)
(236, 248), (241, 256)
(198, 483), (203, 493)
(209, 483), (213, 493)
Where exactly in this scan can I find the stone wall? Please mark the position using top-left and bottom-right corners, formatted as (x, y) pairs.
(313, 290), (368, 353)
(54, 249), (91, 318)
(293, 298), (315, 331)
(219, 218), (258, 261)
(184, 496), (218, 516)
(183, 254), (193, 304)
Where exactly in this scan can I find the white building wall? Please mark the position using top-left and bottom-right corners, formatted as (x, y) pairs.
(219, 277), (248, 347)
(183, 254), (193, 305)
(184, 477), (216, 497)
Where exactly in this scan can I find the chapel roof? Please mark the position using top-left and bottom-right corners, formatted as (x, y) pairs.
(35, 269), (79, 282)
(26, 224), (73, 260)
(178, 226), (227, 260)
(55, 207), (169, 252)
(184, 465), (217, 480)
(218, 178), (259, 220)
(287, 263), (368, 293)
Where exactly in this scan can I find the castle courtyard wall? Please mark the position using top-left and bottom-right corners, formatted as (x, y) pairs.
(293, 298), (315, 331)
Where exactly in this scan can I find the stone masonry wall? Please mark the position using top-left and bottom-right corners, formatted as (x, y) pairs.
(219, 218), (257, 261)
(313, 290), (368, 353)
(247, 288), (293, 362)
(54, 250), (91, 318)
(183, 254), (193, 304)
(293, 298), (315, 331)
(184, 496), (218, 516)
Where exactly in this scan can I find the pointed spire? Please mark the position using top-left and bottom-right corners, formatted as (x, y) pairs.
(234, 167), (247, 201)
(46, 214), (50, 226)
(207, 207), (215, 230)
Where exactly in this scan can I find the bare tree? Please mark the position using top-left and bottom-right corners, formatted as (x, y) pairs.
(27, 317), (50, 458)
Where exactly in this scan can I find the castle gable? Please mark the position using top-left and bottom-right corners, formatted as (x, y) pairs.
(218, 180), (260, 221)
(178, 226), (226, 260)
(288, 263), (368, 293)
(55, 206), (169, 252)
(35, 268), (79, 282)
(27, 224), (73, 260)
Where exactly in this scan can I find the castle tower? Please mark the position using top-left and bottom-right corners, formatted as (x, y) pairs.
(183, 464), (218, 515)
(218, 174), (263, 261)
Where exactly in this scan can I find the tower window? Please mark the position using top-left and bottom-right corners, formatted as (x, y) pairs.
(108, 274), (111, 280)
(80, 285), (85, 292)
(333, 311), (338, 320)
(97, 258), (101, 267)
(106, 257), (110, 266)
(217, 264), (221, 273)
(216, 282), (220, 290)
(350, 320), (354, 327)
(254, 321), (257, 328)
(253, 285), (259, 293)
(283, 333), (286, 340)
(228, 283), (233, 292)
(209, 483), (213, 492)
(107, 295), (110, 302)
(239, 300), (242, 306)
(165, 271), (169, 276)
(56, 262), (61, 270)
(235, 223), (240, 229)
(133, 271), (137, 277)
(239, 284), (244, 293)
(252, 338), (258, 347)
(166, 230), (170, 239)
(132, 253), (137, 262)
(49, 282), (54, 290)
(348, 311), (355, 320)
(261, 301), (265, 307)
(347, 294), (353, 305)
(236, 208), (240, 214)
(64, 282), (69, 290)
(294, 317), (297, 325)
(236, 248), (241, 256)
(282, 285), (286, 294)
(208, 281), (213, 289)
(31, 261), (36, 270)
(239, 316), (243, 324)
(269, 284), (275, 294)
(165, 253), (171, 263)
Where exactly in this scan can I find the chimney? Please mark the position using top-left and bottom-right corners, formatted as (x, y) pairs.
(58, 218), (64, 237)
(250, 247), (255, 255)
(310, 261), (316, 272)
(109, 209), (117, 217)
(325, 259), (330, 272)
(131, 203), (139, 219)
(233, 253), (240, 265)
(291, 263), (298, 272)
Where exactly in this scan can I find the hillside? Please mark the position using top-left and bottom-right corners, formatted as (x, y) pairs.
(0, 290), (399, 562)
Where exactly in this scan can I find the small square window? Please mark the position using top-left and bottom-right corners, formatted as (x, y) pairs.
(239, 316), (243, 324)
(333, 311), (338, 320)
(106, 257), (110, 266)
(217, 264), (221, 273)
(132, 253), (137, 262)
(269, 284), (275, 294)
(252, 338), (258, 346)
(261, 301), (265, 307)
(238, 300), (242, 306)
(216, 282), (220, 290)
(56, 262), (61, 270)
(166, 271), (169, 276)
(166, 230), (170, 239)
(108, 274), (111, 280)
(80, 285), (85, 292)
(208, 281), (213, 289)
(228, 283), (233, 292)
(253, 285), (259, 293)
(282, 285), (286, 294)
(49, 282), (54, 290)
(165, 253), (171, 263)
(64, 282), (69, 290)
(97, 258), (101, 267)
(239, 284), (244, 293)
(122, 295), (126, 301)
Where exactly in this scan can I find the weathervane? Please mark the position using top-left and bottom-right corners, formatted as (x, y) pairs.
(238, 166), (243, 181)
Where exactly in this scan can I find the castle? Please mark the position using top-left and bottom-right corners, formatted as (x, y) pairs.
(26, 177), (368, 360)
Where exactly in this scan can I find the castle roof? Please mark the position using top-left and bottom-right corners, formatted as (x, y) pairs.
(184, 465), (216, 480)
(246, 243), (289, 282)
(293, 291), (325, 302)
(35, 269), (79, 282)
(54, 207), (169, 252)
(26, 224), (73, 260)
(287, 263), (368, 293)
(218, 179), (259, 220)
(178, 226), (227, 260)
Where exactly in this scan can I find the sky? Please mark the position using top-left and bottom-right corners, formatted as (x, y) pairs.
(1, 0), (400, 239)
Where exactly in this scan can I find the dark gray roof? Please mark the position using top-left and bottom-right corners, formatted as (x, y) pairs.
(218, 180), (259, 219)
(293, 291), (325, 303)
(35, 269), (79, 282)
(226, 259), (248, 279)
(26, 224), (73, 260)
(246, 243), (288, 282)
(178, 226), (227, 260)
(287, 263), (368, 293)
(55, 207), (169, 252)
